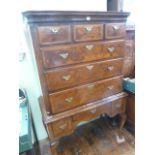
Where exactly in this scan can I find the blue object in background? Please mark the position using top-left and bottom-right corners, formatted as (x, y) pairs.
(123, 78), (135, 93)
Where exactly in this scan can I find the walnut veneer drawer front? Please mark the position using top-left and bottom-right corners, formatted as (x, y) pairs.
(73, 24), (103, 42)
(49, 76), (122, 113)
(72, 104), (110, 123)
(51, 117), (73, 137)
(41, 41), (124, 68)
(37, 25), (71, 45)
(105, 23), (126, 39)
(45, 58), (123, 91)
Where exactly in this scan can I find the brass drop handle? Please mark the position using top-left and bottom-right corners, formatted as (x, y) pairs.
(49, 27), (59, 33)
(107, 47), (115, 53)
(59, 124), (67, 130)
(59, 53), (69, 59)
(85, 44), (94, 50)
(112, 25), (120, 31)
(87, 84), (95, 89)
(85, 26), (93, 32)
(65, 97), (73, 103)
(62, 75), (71, 81)
(107, 66), (114, 71)
(86, 65), (94, 71)
(90, 109), (97, 114)
(108, 85), (114, 90)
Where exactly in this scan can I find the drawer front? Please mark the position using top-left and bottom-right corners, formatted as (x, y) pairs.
(103, 40), (125, 59)
(41, 42), (102, 68)
(111, 98), (127, 117)
(37, 25), (71, 45)
(72, 103), (110, 122)
(104, 77), (123, 98)
(45, 59), (123, 91)
(49, 79), (108, 113)
(52, 117), (73, 137)
(41, 41), (124, 69)
(105, 23), (126, 39)
(73, 24), (103, 42)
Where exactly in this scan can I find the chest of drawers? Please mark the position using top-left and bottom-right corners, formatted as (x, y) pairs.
(23, 11), (129, 153)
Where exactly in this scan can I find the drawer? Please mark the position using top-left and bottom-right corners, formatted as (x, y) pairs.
(111, 98), (127, 117)
(103, 40), (125, 59)
(52, 117), (73, 137)
(72, 103), (110, 122)
(45, 58), (123, 91)
(105, 23), (126, 39)
(49, 79), (108, 113)
(73, 24), (103, 42)
(104, 76), (123, 98)
(37, 25), (71, 45)
(41, 42), (102, 68)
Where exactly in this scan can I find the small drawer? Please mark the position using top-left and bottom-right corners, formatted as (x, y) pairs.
(37, 25), (71, 45)
(45, 58), (123, 91)
(105, 23), (126, 39)
(73, 24), (103, 42)
(111, 98), (127, 117)
(72, 104), (110, 122)
(103, 40), (125, 59)
(52, 117), (73, 137)
(104, 76), (123, 98)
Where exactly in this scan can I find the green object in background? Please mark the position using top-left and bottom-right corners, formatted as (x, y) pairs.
(19, 101), (33, 153)
(123, 78), (135, 93)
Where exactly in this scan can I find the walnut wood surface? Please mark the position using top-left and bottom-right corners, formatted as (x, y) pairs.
(73, 24), (103, 42)
(45, 58), (123, 92)
(24, 11), (130, 144)
(38, 25), (71, 45)
(49, 76), (123, 113)
(41, 40), (125, 68)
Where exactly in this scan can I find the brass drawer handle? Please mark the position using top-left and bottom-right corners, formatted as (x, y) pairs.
(90, 109), (97, 114)
(107, 66), (114, 71)
(87, 84), (95, 89)
(108, 85), (114, 90)
(107, 47), (115, 53)
(59, 124), (67, 130)
(59, 53), (69, 59)
(49, 27), (59, 33)
(85, 44), (94, 50)
(62, 75), (71, 81)
(115, 103), (121, 108)
(85, 26), (92, 32)
(86, 65), (94, 71)
(65, 97), (73, 103)
(112, 25), (120, 31)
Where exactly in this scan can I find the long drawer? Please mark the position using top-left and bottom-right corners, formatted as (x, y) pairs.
(49, 76), (123, 113)
(45, 58), (123, 91)
(41, 40), (124, 68)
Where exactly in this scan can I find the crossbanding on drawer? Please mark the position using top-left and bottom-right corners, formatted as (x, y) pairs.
(49, 76), (123, 113)
(45, 58), (123, 91)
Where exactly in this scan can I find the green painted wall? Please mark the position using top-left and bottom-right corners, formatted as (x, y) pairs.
(19, 24), (48, 141)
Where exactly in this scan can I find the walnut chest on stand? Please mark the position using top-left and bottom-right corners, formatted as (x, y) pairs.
(23, 11), (130, 153)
